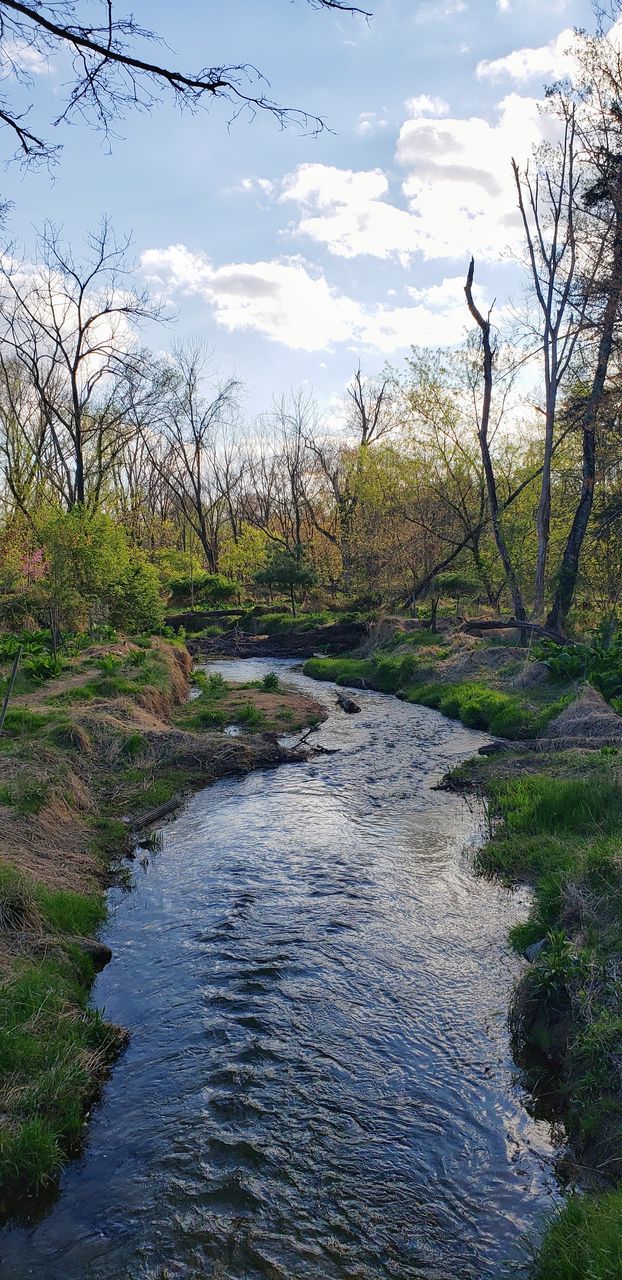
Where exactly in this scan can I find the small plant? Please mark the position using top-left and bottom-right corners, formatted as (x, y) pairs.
(261, 671), (280, 692)
(21, 654), (64, 685)
(236, 702), (267, 729)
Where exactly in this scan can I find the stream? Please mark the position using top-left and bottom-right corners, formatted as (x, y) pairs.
(2, 658), (560, 1280)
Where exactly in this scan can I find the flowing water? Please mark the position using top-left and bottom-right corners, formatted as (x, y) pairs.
(2, 659), (559, 1280)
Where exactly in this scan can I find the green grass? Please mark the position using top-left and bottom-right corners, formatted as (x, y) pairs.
(236, 702), (267, 729)
(0, 707), (53, 736)
(37, 885), (106, 936)
(530, 1190), (622, 1280)
(402, 681), (569, 738)
(0, 952), (121, 1198)
(384, 628), (447, 650)
(0, 779), (50, 813)
(303, 657), (372, 684)
(303, 657), (566, 739)
(473, 768), (622, 1189)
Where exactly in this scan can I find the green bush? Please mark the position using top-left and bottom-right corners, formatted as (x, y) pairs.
(39, 508), (165, 635)
(261, 672), (280, 692)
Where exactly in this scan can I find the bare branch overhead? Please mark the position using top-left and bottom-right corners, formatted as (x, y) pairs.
(0, 0), (373, 165)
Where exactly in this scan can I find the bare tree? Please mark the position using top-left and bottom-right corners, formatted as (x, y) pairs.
(512, 110), (591, 618)
(345, 366), (396, 447)
(0, 219), (162, 509)
(149, 342), (242, 573)
(0, 0), (370, 166)
(464, 257), (528, 623)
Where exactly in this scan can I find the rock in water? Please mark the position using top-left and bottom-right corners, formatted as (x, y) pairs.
(69, 936), (113, 971)
(336, 693), (361, 714)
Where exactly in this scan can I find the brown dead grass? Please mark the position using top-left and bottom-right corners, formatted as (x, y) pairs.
(540, 684), (622, 745)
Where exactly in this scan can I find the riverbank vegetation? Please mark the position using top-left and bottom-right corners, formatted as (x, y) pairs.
(0, 637), (318, 1209)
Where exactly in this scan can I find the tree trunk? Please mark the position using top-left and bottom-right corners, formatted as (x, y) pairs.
(464, 258), (527, 623)
(547, 158), (622, 634)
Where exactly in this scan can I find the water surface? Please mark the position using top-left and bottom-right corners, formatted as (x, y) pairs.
(2, 659), (558, 1279)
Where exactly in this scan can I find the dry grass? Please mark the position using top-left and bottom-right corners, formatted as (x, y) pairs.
(540, 685), (622, 745)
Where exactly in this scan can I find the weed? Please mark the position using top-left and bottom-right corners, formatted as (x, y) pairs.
(530, 1189), (622, 1280)
(236, 702), (267, 729)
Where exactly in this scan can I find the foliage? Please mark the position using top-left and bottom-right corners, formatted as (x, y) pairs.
(537, 634), (622, 703)
(254, 548), (317, 614)
(39, 508), (165, 635)
(168, 571), (237, 605)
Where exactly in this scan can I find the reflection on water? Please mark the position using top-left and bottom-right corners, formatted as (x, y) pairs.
(1, 659), (559, 1279)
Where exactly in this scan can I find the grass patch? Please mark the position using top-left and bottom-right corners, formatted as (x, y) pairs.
(0, 707), (53, 737)
(530, 1190), (622, 1280)
(36, 886), (106, 936)
(303, 657), (372, 684)
(402, 681), (568, 739)
(0, 952), (121, 1198)
(473, 766), (622, 1191)
(235, 702), (267, 729)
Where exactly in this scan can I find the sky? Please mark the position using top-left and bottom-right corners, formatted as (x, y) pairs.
(0, 0), (597, 415)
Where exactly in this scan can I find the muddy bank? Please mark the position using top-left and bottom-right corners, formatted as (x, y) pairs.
(187, 618), (368, 659)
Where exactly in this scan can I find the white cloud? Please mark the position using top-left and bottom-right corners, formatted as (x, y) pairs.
(240, 177), (275, 196)
(355, 111), (389, 136)
(0, 39), (51, 76)
(476, 27), (577, 82)
(141, 244), (478, 355)
(415, 0), (466, 23)
(279, 163), (418, 264)
(274, 94), (556, 267)
(404, 94), (449, 119)
(396, 92), (558, 260)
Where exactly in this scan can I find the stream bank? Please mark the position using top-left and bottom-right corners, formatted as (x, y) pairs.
(0, 641), (317, 1208)
(304, 641), (622, 1279)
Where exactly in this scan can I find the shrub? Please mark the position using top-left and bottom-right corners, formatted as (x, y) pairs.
(236, 702), (267, 729)
(261, 672), (280, 692)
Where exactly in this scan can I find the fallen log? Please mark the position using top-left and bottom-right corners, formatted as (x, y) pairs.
(461, 618), (566, 644)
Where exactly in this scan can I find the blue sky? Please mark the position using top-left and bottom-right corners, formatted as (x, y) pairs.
(0, 0), (595, 414)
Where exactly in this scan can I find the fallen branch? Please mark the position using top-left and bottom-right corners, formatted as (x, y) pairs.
(460, 618), (566, 644)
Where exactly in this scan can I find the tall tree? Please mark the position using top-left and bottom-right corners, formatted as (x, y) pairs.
(0, 219), (160, 509)
(464, 258), (528, 623)
(512, 110), (589, 619)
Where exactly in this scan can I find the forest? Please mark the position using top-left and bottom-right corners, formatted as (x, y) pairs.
(3, 19), (622, 642)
